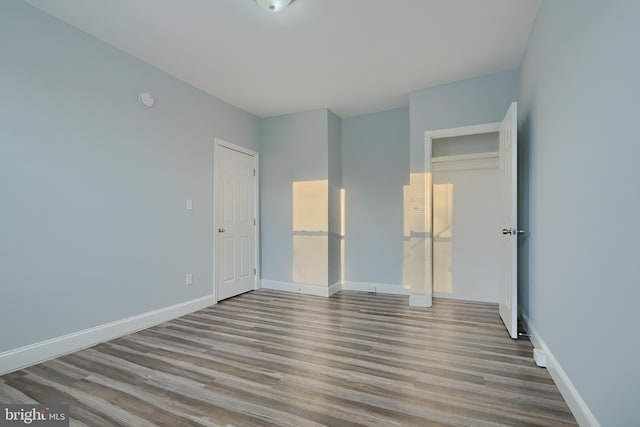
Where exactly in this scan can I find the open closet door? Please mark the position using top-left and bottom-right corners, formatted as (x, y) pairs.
(499, 102), (519, 339)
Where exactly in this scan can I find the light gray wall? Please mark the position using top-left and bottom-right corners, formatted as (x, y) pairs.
(327, 111), (342, 286)
(518, 1), (640, 424)
(410, 70), (519, 172)
(259, 110), (329, 283)
(341, 108), (409, 285)
(0, 1), (259, 353)
(432, 133), (498, 157)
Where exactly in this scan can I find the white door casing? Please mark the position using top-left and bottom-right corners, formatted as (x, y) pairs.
(214, 139), (258, 302)
(424, 122), (500, 309)
(423, 110), (518, 339)
(498, 102), (519, 339)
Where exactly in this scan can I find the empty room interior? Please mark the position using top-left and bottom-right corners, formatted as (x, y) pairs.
(1, 1), (638, 426)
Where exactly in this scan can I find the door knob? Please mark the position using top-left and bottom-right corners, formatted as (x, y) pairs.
(517, 229), (525, 235)
(218, 228), (226, 233)
(501, 228), (512, 235)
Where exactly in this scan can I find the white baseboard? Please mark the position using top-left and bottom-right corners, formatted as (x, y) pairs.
(433, 292), (498, 304)
(261, 280), (335, 297)
(0, 295), (214, 376)
(341, 281), (409, 295)
(328, 281), (341, 296)
(520, 312), (599, 427)
(409, 293), (432, 307)
(259, 281), (408, 298)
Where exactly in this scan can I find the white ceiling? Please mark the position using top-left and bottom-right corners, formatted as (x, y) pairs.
(23, 0), (541, 118)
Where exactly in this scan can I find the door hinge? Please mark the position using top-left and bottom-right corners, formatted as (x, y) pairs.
(253, 218), (256, 226)
(253, 169), (256, 176)
(254, 268), (257, 275)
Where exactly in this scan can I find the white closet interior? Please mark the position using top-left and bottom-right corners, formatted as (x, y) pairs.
(431, 133), (501, 303)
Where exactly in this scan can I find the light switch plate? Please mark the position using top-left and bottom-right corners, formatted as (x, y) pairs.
(186, 273), (193, 286)
(186, 199), (193, 210)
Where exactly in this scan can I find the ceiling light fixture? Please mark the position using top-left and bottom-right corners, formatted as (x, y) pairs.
(255, 0), (295, 13)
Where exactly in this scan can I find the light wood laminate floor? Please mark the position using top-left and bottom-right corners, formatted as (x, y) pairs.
(0, 290), (577, 426)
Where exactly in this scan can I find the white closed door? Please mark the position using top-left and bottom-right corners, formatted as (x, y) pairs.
(498, 102), (519, 339)
(215, 143), (256, 301)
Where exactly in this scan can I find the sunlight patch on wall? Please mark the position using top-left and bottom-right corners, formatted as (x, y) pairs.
(293, 235), (328, 285)
(402, 172), (432, 295)
(340, 188), (346, 237)
(433, 183), (453, 294)
(293, 180), (328, 232)
(340, 188), (345, 283)
(292, 180), (328, 285)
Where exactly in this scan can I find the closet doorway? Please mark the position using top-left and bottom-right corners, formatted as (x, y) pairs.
(424, 103), (519, 338)
(431, 133), (501, 303)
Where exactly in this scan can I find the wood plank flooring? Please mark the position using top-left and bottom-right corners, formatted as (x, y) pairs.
(0, 290), (577, 426)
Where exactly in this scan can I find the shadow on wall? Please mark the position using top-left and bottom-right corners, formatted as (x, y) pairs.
(292, 180), (345, 285)
(517, 112), (532, 316)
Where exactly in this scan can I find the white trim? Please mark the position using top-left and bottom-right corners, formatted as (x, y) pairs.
(423, 132), (434, 309)
(328, 281), (342, 296)
(341, 281), (410, 295)
(213, 138), (260, 303)
(533, 348), (547, 368)
(259, 281), (411, 298)
(426, 122), (500, 140)
(432, 154), (498, 173)
(423, 121), (502, 310)
(0, 296), (213, 376)
(261, 280), (335, 298)
(409, 294), (431, 307)
(520, 312), (600, 427)
(432, 293), (499, 304)
(431, 152), (498, 163)
(214, 138), (257, 157)
(254, 154), (260, 291)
